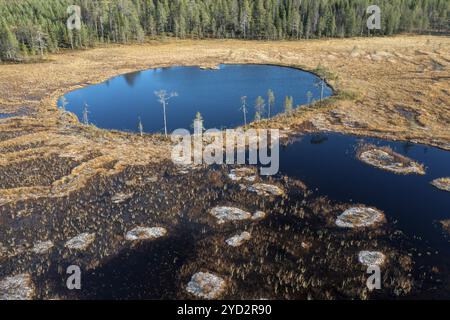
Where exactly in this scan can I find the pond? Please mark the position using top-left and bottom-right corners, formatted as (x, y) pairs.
(0, 113), (18, 119)
(59, 64), (333, 133)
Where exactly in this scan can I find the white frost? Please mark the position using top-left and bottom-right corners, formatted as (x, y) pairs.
(248, 183), (284, 197)
(251, 211), (267, 221)
(186, 272), (226, 299)
(226, 232), (251, 247)
(228, 168), (257, 182)
(210, 206), (252, 224)
(431, 178), (450, 192)
(0, 274), (34, 300)
(31, 240), (54, 254)
(65, 232), (95, 250)
(125, 227), (167, 241)
(111, 192), (133, 204)
(358, 251), (386, 266)
(359, 148), (425, 175)
(336, 207), (384, 228)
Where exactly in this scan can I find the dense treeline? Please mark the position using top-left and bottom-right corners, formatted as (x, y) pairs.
(0, 0), (448, 61)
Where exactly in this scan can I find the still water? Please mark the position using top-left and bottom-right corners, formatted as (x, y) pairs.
(280, 133), (450, 252)
(59, 64), (332, 133)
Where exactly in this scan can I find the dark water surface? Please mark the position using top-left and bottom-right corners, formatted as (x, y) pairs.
(280, 133), (450, 253)
(0, 113), (17, 118)
(59, 64), (332, 133)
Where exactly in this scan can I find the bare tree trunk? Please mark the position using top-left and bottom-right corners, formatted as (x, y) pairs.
(163, 101), (168, 137)
(243, 108), (247, 126)
(320, 80), (324, 105)
(39, 39), (43, 56)
(100, 16), (104, 42)
(70, 33), (74, 50)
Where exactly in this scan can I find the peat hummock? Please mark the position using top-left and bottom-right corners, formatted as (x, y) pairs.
(440, 220), (450, 235)
(0, 274), (35, 300)
(209, 206), (253, 224)
(248, 183), (285, 197)
(358, 251), (386, 266)
(431, 178), (450, 193)
(186, 272), (227, 299)
(125, 227), (167, 241)
(228, 167), (257, 182)
(65, 233), (96, 251)
(31, 241), (54, 255)
(225, 232), (252, 247)
(357, 144), (426, 175)
(336, 207), (385, 229)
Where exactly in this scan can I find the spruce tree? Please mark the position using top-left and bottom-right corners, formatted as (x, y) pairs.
(0, 19), (20, 61)
(0, 0), (448, 60)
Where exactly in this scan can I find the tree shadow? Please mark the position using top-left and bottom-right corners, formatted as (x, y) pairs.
(74, 233), (196, 300)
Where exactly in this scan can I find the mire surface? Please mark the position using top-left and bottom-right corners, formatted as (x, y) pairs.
(1, 36), (449, 203)
(0, 35), (449, 211)
(0, 36), (449, 299)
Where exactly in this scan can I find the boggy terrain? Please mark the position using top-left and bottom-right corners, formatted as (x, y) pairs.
(0, 163), (447, 299)
(0, 36), (449, 210)
(0, 36), (450, 299)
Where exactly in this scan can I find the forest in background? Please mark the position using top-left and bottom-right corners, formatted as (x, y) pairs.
(0, 0), (449, 62)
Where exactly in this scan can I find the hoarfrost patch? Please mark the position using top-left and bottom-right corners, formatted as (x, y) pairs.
(228, 168), (257, 182)
(358, 147), (425, 175)
(358, 251), (386, 266)
(431, 178), (450, 192)
(125, 227), (167, 241)
(251, 211), (267, 221)
(111, 192), (133, 204)
(210, 206), (252, 224)
(65, 232), (95, 250)
(248, 183), (284, 197)
(186, 272), (226, 299)
(226, 231), (251, 247)
(336, 207), (385, 228)
(31, 240), (54, 254)
(0, 274), (35, 300)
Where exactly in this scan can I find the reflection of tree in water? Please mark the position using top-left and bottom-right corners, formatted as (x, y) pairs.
(123, 71), (141, 87)
(402, 142), (414, 154)
(310, 134), (328, 145)
(401, 142), (429, 155)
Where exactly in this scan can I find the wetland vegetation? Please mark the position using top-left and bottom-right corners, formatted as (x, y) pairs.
(2, 62), (450, 300)
(0, 1), (449, 301)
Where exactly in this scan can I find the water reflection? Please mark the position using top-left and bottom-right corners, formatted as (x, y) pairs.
(280, 133), (450, 253)
(59, 65), (333, 133)
(123, 71), (141, 87)
(310, 134), (329, 145)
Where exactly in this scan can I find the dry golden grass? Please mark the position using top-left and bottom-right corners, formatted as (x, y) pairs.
(0, 35), (449, 204)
